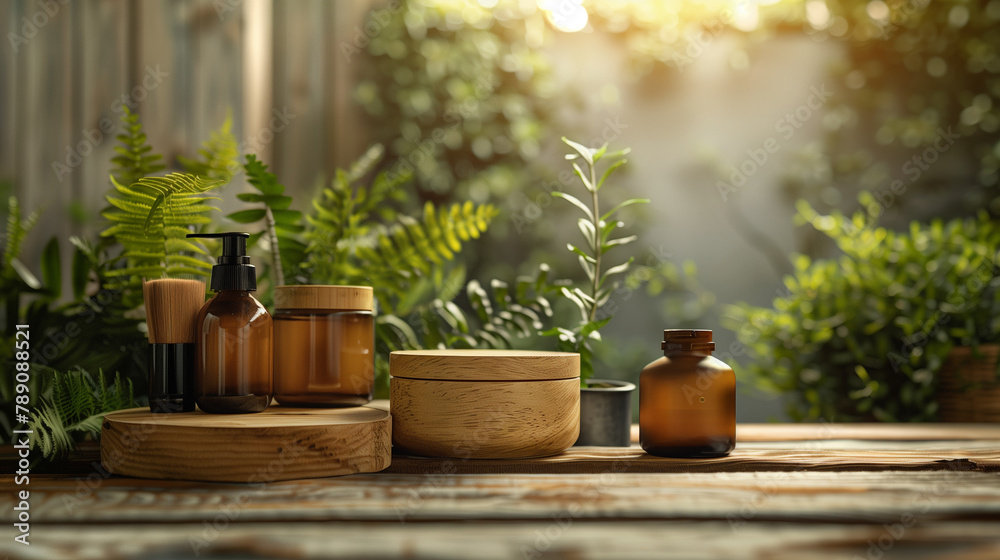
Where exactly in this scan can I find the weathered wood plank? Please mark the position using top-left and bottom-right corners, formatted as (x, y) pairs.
(188, 0), (244, 216)
(77, 0), (129, 232)
(2, 520), (999, 560)
(133, 0), (192, 169)
(5, 423), (1000, 477)
(271, 0), (328, 193)
(6, 471), (1000, 525)
(326, 0), (377, 170)
(387, 445), (1000, 475)
(734, 423), (1000, 442)
(15, 0), (77, 264)
(627, 423), (1000, 444)
(0, 2), (16, 183)
(7, 439), (1000, 479)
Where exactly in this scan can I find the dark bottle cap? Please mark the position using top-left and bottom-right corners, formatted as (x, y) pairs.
(662, 329), (715, 353)
(186, 232), (257, 292)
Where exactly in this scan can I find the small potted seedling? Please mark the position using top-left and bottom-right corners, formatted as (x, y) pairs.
(547, 137), (648, 446)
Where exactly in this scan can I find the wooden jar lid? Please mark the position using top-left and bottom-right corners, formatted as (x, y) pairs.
(274, 285), (374, 311)
(390, 349), (579, 381)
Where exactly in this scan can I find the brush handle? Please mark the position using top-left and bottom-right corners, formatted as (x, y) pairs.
(149, 343), (196, 413)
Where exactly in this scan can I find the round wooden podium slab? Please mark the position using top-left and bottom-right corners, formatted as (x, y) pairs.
(100, 405), (391, 482)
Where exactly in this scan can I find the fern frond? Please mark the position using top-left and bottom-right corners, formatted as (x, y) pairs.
(179, 112), (239, 183)
(102, 173), (221, 284)
(377, 264), (557, 356)
(3, 195), (39, 270)
(352, 201), (499, 310)
(27, 369), (137, 460)
(111, 106), (165, 186)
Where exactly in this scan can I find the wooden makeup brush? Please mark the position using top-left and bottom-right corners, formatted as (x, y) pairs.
(143, 279), (206, 413)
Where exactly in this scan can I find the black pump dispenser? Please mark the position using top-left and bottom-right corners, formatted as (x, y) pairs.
(187, 232), (257, 292)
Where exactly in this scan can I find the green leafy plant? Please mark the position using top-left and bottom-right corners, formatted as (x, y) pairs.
(111, 106), (166, 187)
(227, 155), (306, 291)
(28, 368), (137, 460)
(725, 193), (1000, 422)
(305, 145), (499, 315)
(179, 112), (240, 183)
(386, 263), (561, 352)
(1, 196), (41, 321)
(2, 113), (236, 452)
(102, 173), (223, 283)
(546, 138), (649, 382)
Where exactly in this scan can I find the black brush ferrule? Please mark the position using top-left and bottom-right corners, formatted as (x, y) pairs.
(148, 343), (196, 413)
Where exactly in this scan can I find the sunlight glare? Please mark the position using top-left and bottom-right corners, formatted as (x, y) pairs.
(806, 0), (831, 29)
(732, 2), (760, 32)
(539, 0), (589, 33)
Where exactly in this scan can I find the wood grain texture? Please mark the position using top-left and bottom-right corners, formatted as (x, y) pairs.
(939, 344), (1000, 422)
(8, 471), (1000, 525)
(6, 426), (1000, 560)
(390, 349), (580, 381)
(629, 423), (1000, 444)
(273, 284), (374, 311)
(387, 444), (1000, 475)
(3, 520), (998, 560)
(100, 405), (391, 482)
(391, 377), (580, 459)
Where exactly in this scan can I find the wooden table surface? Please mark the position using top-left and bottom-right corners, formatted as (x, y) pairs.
(3, 421), (1000, 560)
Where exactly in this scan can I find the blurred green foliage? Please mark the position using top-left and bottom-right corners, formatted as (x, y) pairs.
(725, 193), (1000, 422)
(780, 0), (1000, 217)
(355, 0), (556, 202)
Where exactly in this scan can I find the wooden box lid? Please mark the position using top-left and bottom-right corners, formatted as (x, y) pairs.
(390, 349), (579, 381)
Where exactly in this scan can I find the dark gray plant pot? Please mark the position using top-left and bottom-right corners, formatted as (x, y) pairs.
(575, 379), (636, 447)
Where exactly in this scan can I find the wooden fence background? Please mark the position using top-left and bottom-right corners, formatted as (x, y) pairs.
(1, 0), (377, 261)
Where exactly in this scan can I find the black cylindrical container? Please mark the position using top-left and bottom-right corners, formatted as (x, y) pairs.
(148, 343), (196, 413)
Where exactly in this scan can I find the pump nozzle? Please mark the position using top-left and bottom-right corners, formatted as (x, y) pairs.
(187, 232), (256, 292)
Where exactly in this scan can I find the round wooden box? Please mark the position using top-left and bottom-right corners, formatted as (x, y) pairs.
(390, 349), (580, 459)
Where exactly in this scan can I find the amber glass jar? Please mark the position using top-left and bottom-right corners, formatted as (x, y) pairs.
(273, 285), (375, 407)
(639, 329), (735, 458)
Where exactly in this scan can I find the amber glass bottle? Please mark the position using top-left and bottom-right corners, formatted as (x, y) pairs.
(188, 233), (273, 414)
(640, 330), (735, 457)
(273, 285), (375, 406)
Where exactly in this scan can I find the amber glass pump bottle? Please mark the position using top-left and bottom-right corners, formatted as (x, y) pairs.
(187, 232), (273, 414)
(639, 329), (735, 457)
